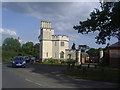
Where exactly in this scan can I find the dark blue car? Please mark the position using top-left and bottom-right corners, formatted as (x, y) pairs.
(12, 56), (26, 68)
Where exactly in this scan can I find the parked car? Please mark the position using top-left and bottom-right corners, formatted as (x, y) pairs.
(11, 56), (26, 68)
(23, 56), (30, 63)
(30, 57), (36, 61)
(35, 59), (40, 62)
(30, 57), (36, 63)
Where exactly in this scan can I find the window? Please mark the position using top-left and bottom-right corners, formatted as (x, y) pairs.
(55, 42), (57, 46)
(46, 52), (48, 57)
(55, 53), (56, 58)
(60, 51), (64, 59)
(61, 42), (64, 46)
(67, 54), (71, 59)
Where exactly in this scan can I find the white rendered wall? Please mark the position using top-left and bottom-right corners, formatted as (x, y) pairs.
(59, 41), (69, 59)
(42, 41), (53, 60)
(39, 28), (54, 62)
(52, 35), (69, 60)
(52, 41), (59, 59)
(39, 21), (69, 61)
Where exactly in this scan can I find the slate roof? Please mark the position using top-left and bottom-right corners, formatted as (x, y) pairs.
(109, 41), (120, 49)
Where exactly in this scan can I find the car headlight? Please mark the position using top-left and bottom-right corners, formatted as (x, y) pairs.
(12, 61), (15, 63)
(22, 61), (26, 64)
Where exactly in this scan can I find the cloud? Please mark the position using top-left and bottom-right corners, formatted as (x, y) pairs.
(2, 2), (100, 33)
(0, 28), (40, 45)
(2, 2), (103, 47)
(0, 28), (17, 36)
(2, 2), (100, 24)
(0, 28), (17, 45)
(19, 39), (26, 44)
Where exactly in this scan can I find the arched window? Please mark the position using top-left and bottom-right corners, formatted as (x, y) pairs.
(67, 54), (71, 59)
(60, 51), (64, 59)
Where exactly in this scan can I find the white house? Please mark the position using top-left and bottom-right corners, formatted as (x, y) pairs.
(39, 21), (81, 64)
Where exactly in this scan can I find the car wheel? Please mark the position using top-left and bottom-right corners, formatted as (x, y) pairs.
(23, 66), (26, 68)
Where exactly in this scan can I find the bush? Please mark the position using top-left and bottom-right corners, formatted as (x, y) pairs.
(43, 58), (54, 64)
(65, 59), (77, 64)
(44, 58), (66, 64)
(65, 59), (78, 70)
(60, 60), (65, 64)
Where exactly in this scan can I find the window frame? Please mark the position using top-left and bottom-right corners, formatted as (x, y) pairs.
(61, 42), (64, 46)
(46, 52), (48, 57)
(60, 51), (64, 59)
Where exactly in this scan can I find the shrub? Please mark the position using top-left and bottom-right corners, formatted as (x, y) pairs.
(65, 59), (77, 64)
(65, 59), (78, 70)
(44, 58), (54, 63)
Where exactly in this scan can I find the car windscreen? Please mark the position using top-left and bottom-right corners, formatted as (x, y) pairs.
(13, 57), (24, 60)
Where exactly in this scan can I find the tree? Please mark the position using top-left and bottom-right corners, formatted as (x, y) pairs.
(86, 48), (99, 57)
(2, 37), (22, 61)
(22, 42), (34, 55)
(78, 45), (89, 52)
(2, 37), (40, 61)
(33, 43), (40, 59)
(73, 2), (120, 44)
(2, 38), (21, 52)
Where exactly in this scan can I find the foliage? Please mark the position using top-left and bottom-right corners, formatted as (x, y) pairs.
(2, 37), (40, 61)
(43, 58), (67, 65)
(66, 59), (77, 64)
(2, 38), (21, 52)
(65, 59), (78, 70)
(2, 38), (21, 61)
(74, 2), (120, 44)
(22, 42), (34, 55)
(47, 58), (54, 63)
(2, 50), (18, 61)
(44, 58), (54, 63)
(78, 45), (89, 52)
(35, 62), (67, 66)
(33, 43), (40, 59)
(86, 48), (100, 57)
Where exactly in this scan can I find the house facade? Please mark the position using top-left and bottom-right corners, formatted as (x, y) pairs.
(39, 21), (81, 64)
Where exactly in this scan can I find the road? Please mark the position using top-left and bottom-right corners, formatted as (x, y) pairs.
(2, 63), (120, 88)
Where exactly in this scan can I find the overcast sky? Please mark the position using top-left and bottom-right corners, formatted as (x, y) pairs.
(1, 2), (118, 48)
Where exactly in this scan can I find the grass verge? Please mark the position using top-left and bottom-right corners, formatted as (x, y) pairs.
(63, 67), (120, 83)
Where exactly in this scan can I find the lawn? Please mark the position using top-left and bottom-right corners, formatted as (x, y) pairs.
(63, 67), (120, 83)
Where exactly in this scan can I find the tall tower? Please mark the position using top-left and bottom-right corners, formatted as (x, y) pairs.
(39, 21), (54, 62)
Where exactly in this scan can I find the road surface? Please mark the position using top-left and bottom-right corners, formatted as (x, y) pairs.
(2, 63), (120, 88)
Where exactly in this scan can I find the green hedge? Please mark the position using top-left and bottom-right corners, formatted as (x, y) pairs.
(43, 58), (66, 64)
